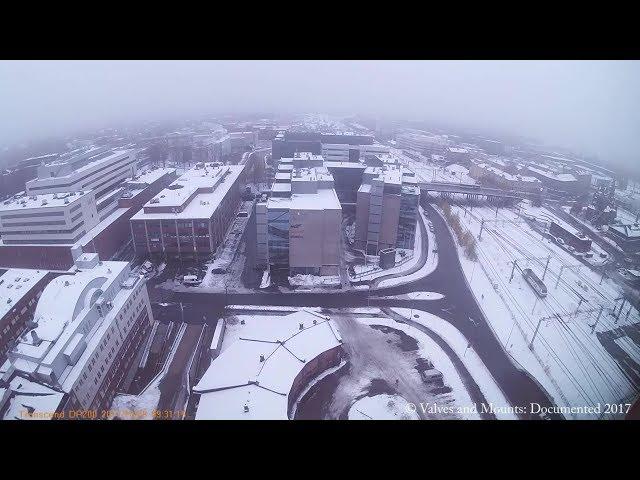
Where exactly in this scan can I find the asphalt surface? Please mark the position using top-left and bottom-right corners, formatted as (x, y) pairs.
(148, 198), (562, 418)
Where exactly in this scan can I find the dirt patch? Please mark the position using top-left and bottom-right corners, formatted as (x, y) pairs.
(369, 325), (419, 352)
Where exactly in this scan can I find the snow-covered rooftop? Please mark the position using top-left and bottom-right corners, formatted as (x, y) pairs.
(0, 269), (48, 321)
(131, 164), (244, 220)
(193, 309), (342, 420)
(0, 190), (91, 213)
(1, 375), (65, 420)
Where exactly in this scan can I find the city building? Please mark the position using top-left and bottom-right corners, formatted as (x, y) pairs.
(130, 163), (245, 259)
(256, 153), (342, 275)
(469, 162), (542, 193)
(526, 164), (590, 196)
(355, 164), (420, 254)
(166, 127), (231, 165)
(1, 153), (59, 200)
(548, 221), (592, 252)
(0, 269), (53, 362)
(608, 223), (640, 253)
(193, 309), (343, 420)
(395, 132), (450, 155)
(0, 254), (154, 417)
(25, 148), (138, 220)
(446, 147), (470, 166)
(228, 131), (258, 152)
(272, 131), (375, 160)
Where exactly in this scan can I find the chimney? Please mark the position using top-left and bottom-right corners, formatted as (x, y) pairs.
(30, 330), (40, 344)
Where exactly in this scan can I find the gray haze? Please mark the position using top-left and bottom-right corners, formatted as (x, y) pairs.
(1, 60), (639, 168)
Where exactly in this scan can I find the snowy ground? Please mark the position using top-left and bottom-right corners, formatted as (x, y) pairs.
(348, 394), (420, 420)
(440, 202), (640, 418)
(289, 274), (341, 288)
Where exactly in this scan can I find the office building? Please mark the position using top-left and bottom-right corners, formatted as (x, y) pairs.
(256, 153), (342, 275)
(0, 255), (154, 417)
(355, 164), (421, 254)
(549, 221), (592, 252)
(608, 223), (640, 253)
(469, 162), (542, 193)
(272, 131), (375, 160)
(130, 163), (245, 258)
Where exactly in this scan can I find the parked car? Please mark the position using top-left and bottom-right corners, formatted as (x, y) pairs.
(183, 275), (200, 286)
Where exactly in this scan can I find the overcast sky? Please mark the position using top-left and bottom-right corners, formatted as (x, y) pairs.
(1, 60), (638, 168)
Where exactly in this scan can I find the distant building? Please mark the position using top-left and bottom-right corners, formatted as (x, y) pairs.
(526, 165), (590, 196)
(355, 164), (420, 254)
(0, 153), (59, 200)
(469, 162), (542, 193)
(549, 221), (592, 252)
(396, 132), (450, 155)
(446, 147), (470, 166)
(166, 127), (231, 165)
(272, 131), (375, 161)
(0, 255), (154, 418)
(608, 223), (640, 253)
(256, 153), (342, 275)
(130, 163), (245, 259)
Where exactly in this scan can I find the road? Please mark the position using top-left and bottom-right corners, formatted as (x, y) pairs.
(147, 198), (561, 418)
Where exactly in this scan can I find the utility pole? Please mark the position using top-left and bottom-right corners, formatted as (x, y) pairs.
(590, 305), (605, 333)
(479, 219), (484, 240)
(542, 256), (551, 281)
(530, 313), (561, 349)
(509, 260), (518, 283)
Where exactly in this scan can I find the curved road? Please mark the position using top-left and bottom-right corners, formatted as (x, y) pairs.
(152, 199), (561, 419)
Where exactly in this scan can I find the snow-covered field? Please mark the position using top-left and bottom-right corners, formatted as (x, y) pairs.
(441, 202), (640, 418)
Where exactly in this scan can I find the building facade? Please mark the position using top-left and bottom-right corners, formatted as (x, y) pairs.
(130, 164), (245, 259)
(0, 255), (154, 417)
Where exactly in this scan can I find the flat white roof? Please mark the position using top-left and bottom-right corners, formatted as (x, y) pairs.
(267, 188), (341, 211)
(0, 190), (91, 213)
(0, 269), (49, 320)
(194, 310), (342, 420)
(131, 164), (244, 221)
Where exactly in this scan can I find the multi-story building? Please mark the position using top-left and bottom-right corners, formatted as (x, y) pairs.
(446, 147), (470, 166)
(0, 190), (99, 247)
(166, 127), (231, 166)
(355, 164), (421, 254)
(25, 148), (138, 217)
(0, 269), (52, 362)
(469, 162), (542, 193)
(0, 254), (154, 417)
(1, 153), (60, 200)
(228, 131), (258, 152)
(256, 153), (342, 275)
(525, 165), (590, 196)
(130, 163), (245, 259)
(608, 223), (640, 253)
(321, 142), (389, 163)
(396, 132), (450, 155)
(271, 131), (375, 161)
(549, 221), (592, 252)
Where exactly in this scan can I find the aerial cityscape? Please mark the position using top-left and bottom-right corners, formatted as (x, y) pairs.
(0, 60), (639, 420)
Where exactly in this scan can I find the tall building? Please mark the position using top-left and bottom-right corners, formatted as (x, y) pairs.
(355, 165), (420, 254)
(396, 132), (450, 155)
(130, 163), (245, 259)
(0, 254), (154, 417)
(256, 153), (342, 275)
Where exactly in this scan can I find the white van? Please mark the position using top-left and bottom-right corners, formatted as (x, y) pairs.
(183, 275), (200, 286)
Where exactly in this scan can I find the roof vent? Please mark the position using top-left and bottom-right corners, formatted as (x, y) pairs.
(64, 280), (70, 287)
(313, 319), (317, 325)
(240, 319), (245, 325)
(259, 354), (265, 362)
(299, 323), (304, 330)
(243, 405), (249, 413)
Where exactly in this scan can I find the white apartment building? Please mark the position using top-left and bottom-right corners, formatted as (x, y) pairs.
(26, 148), (138, 200)
(0, 190), (99, 245)
(396, 132), (451, 153)
(0, 254), (154, 416)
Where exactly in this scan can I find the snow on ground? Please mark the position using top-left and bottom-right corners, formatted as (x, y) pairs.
(110, 386), (160, 420)
(349, 394), (420, 420)
(288, 274), (341, 288)
(348, 217), (422, 282)
(377, 206), (438, 288)
(391, 308), (517, 420)
(406, 291), (444, 300)
(355, 316), (480, 419)
(442, 203), (640, 418)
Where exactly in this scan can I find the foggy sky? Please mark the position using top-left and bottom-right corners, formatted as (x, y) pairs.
(1, 60), (639, 168)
